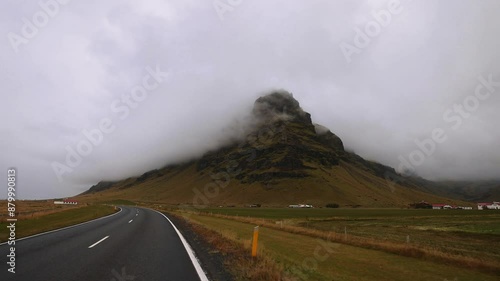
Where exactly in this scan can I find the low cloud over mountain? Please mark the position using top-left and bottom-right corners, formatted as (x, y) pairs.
(1, 0), (500, 198)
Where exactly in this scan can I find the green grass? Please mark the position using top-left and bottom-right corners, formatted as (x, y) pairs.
(183, 213), (499, 281)
(304, 212), (500, 263)
(99, 199), (136, 205)
(193, 208), (500, 268)
(0, 205), (116, 242)
(196, 207), (495, 219)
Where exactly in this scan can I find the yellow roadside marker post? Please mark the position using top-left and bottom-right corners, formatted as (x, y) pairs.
(251, 226), (259, 257)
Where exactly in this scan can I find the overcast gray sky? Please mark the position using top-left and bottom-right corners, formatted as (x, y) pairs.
(1, 0), (499, 199)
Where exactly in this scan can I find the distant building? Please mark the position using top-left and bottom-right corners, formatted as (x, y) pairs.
(432, 204), (472, 210)
(432, 204), (446, 210)
(247, 204), (261, 208)
(54, 198), (78, 205)
(432, 204), (452, 209)
(478, 202), (500, 210)
(411, 201), (432, 209)
(288, 204), (313, 208)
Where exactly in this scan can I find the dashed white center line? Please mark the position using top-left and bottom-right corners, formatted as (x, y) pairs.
(88, 235), (109, 249)
(135, 214), (138, 216)
(128, 219), (133, 223)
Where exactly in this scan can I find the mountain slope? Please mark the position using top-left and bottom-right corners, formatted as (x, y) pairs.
(78, 91), (473, 207)
(423, 180), (500, 202)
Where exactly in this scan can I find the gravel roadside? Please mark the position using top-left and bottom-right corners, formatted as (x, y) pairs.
(166, 212), (235, 281)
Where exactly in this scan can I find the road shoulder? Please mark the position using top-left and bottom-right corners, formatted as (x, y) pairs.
(166, 212), (235, 281)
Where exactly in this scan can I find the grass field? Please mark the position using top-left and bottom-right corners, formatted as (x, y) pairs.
(194, 207), (495, 219)
(170, 207), (500, 280)
(176, 211), (499, 281)
(194, 208), (500, 259)
(302, 212), (500, 262)
(0, 204), (116, 242)
(98, 199), (136, 206)
(0, 199), (83, 219)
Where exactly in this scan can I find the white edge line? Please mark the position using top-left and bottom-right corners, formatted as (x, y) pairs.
(150, 208), (209, 281)
(88, 235), (110, 248)
(0, 207), (123, 246)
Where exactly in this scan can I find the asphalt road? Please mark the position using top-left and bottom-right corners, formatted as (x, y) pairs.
(0, 206), (208, 281)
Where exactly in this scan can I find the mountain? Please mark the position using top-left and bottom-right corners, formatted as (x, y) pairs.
(78, 91), (473, 207)
(411, 180), (500, 202)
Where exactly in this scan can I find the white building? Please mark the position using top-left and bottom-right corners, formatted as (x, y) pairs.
(54, 199), (78, 205)
(288, 204), (313, 208)
(432, 204), (452, 209)
(478, 202), (500, 210)
(433, 204), (473, 210)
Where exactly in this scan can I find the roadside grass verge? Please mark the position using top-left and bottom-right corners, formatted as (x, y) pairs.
(173, 210), (500, 281)
(166, 212), (292, 281)
(0, 204), (116, 242)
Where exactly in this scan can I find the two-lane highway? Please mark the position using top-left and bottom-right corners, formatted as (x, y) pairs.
(0, 206), (208, 281)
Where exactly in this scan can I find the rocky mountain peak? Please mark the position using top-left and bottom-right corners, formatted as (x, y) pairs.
(252, 90), (312, 125)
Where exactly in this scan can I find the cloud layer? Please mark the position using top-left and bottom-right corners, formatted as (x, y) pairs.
(1, 0), (499, 199)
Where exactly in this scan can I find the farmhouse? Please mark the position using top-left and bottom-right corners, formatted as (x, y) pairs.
(54, 199), (78, 205)
(432, 204), (452, 209)
(288, 204), (313, 208)
(477, 202), (500, 210)
(432, 204), (472, 210)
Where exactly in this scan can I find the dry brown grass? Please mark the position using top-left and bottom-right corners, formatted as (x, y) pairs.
(186, 211), (500, 275)
(168, 212), (297, 281)
(0, 200), (85, 223)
